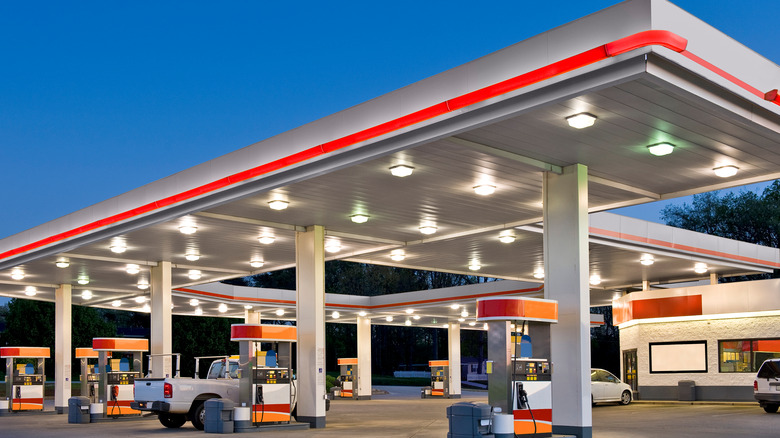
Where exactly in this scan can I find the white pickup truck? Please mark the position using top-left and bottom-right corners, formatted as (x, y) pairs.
(132, 356), (297, 430)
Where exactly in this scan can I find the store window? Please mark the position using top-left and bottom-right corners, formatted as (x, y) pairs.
(719, 339), (780, 373)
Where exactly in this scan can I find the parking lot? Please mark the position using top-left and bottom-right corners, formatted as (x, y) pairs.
(0, 388), (774, 437)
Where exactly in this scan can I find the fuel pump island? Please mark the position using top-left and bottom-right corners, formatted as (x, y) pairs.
(1, 346), (49, 413)
(471, 296), (558, 438)
(92, 337), (148, 418)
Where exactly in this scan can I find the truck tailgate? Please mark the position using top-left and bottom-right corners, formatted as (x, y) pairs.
(134, 378), (166, 401)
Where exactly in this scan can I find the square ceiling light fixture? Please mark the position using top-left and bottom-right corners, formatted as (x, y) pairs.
(565, 113), (597, 129)
(389, 164), (414, 177)
(713, 165), (739, 178)
(647, 142), (675, 156)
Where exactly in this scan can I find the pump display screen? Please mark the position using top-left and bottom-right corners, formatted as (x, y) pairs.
(512, 360), (551, 381)
(12, 375), (43, 385)
(107, 372), (140, 385)
(253, 368), (290, 384)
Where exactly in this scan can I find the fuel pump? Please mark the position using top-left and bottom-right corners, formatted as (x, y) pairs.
(230, 324), (296, 425)
(1, 347), (49, 412)
(336, 358), (358, 399)
(422, 360), (450, 398)
(75, 348), (107, 403)
(477, 297), (558, 437)
(92, 338), (149, 418)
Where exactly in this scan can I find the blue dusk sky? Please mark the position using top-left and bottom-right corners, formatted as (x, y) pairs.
(1, 0), (778, 240)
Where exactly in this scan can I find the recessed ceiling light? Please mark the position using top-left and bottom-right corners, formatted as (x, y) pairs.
(134, 296), (146, 304)
(24, 286), (37, 297)
(179, 225), (198, 235)
(112, 300), (122, 307)
(194, 307), (203, 316)
(640, 254), (655, 266)
(533, 268), (545, 279)
(185, 253), (200, 261)
(460, 310), (469, 317)
(268, 200), (289, 210)
(258, 235), (275, 245)
(483, 323), (489, 330)
(350, 214), (369, 224)
(10, 269), (25, 280)
(419, 225), (437, 235)
(324, 240), (342, 253)
(713, 165), (739, 178)
(694, 262), (709, 274)
(442, 323), (449, 328)
(473, 184), (496, 196)
(450, 304), (460, 310)
(390, 249), (406, 261)
(142, 304), (151, 313)
(188, 270), (202, 280)
(276, 309), (285, 316)
(331, 311), (340, 319)
(647, 142), (675, 156)
(468, 321), (477, 327)
(589, 274), (602, 285)
(189, 299), (200, 307)
(81, 290), (93, 300)
(77, 277), (90, 285)
(55, 259), (70, 268)
(358, 311), (368, 317)
(458, 318), (466, 322)
(250, 260), (264, 268)
(565, 112), (597, 129)
(405, 319), (412, 326)
(413, 315), (421, 320)
(137, 280), (150, 290)
(126, 264), (140, 275)
(468, 262), (481, 271)
(244, 305), (254, 310)
(218, 303), (228, 313)
(109, 244), (127, 254)
(389, 164), (414, 177)
(498, 231), (516, 243)
(385, 315), (393, 322)
(405, 309), (414, 314)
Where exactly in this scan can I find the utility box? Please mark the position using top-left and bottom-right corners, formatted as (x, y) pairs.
(678, 380), (696, 401)
(446, 402), (492, 438)
(67, 396), (90, 424)
(204, 398), (235, 434)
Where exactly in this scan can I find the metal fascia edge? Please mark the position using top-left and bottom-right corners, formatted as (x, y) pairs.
(3, 30), (776, 262)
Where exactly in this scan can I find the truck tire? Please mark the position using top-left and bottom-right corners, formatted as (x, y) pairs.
(763, 404), (779, 413)
(189, 402), (206, 430)
(158, 412), (187, 428)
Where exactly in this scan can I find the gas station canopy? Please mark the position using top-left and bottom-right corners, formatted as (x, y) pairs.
(0, 0), (779, 320)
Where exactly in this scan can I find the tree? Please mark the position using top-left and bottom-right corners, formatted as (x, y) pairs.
(172, 315), (241, 378)
(662, 181), (780, 279)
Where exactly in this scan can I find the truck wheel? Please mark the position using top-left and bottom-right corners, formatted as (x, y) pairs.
(764, 404), (779, 413)
(189, 403), (206, 430)
(158, 412), (187, 428)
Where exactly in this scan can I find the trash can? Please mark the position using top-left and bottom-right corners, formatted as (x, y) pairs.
(68, 396), (90, 424)
(678, 380), (696, 401)
(204, 398), (235, 434)
(447, 402), (492, 438)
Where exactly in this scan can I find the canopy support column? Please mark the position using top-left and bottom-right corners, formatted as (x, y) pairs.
(448, 323), (462, 398)
(151, 261), (173, 377)
(356, 315), (372, 400)
(544, 164), (591, 438)
(55, 283), (72, 413)
(296, 225), (327, 428)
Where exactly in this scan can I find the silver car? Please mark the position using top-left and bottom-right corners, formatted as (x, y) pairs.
(754, 358), (780, 413)
(591, 368), (632, 406)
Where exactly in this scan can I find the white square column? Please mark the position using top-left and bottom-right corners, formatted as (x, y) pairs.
(296, 225), (327, 428)
(447, 323), (462, 398)
(543, 164), (592, 438)
(356, 315), (372, 400)
(55, 284), (72, 413)
(151, 261), (173, 377)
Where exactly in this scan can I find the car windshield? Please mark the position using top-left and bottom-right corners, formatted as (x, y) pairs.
(757, 360), (780, 379)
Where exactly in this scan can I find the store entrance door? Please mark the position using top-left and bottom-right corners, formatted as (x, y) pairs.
(623, 349), (638, 395)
